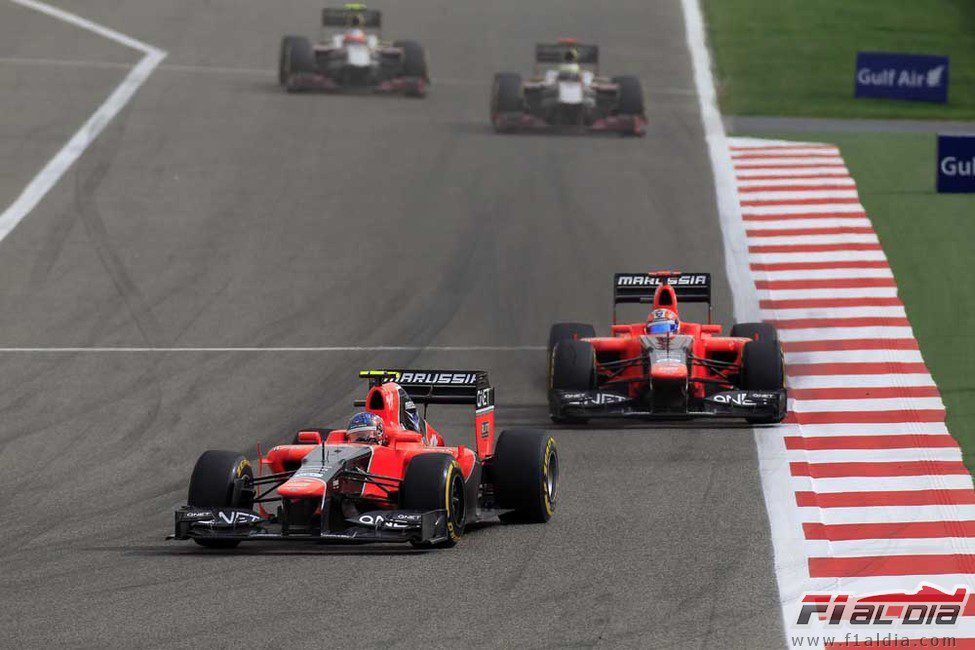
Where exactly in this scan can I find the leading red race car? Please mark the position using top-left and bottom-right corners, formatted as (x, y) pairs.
(170, 370), (558, 549)
(547, 271), (787, 424)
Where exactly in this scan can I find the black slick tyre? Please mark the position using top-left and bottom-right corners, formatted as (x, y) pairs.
(401, 453), (465, 548)
(186, 450), (254, 548)
(493, 429), (558, 524)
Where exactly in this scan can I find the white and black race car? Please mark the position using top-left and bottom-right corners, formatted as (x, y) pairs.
(278, 4), (428, 97)
(491, 39), (645, 136)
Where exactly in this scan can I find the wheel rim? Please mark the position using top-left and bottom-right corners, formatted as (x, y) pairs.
(543, 440), (559, 512)
(446, 469), (465, 539)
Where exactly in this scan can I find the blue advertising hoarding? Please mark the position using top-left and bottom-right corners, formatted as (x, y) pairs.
(855, 52), (949, 103)
(937, 135), (975, 193)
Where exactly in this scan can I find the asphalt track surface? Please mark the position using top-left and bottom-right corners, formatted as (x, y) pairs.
(0, 1), (783, 647)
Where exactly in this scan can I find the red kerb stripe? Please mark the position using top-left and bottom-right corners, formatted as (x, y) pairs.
(784, 434), (957, 451)
(804, 520), (975, 541)
(809, 554), (975, 577)
(784, 410), (945, 425)
(756, 278), (894, 290)
(787, 362), (927, 376)
(742, 210), (865, 221)
(768, 316), (907, 329)
(751, 260), (888, 271)
(749, 242), (881, 253)
(781, 338), (918, 352)
(790, 460), (966, 478)
(740, 197), (861, 207)
(747, 226), (874, 238)
(761, 296), (902, 309)
(795, 489), (975, 508)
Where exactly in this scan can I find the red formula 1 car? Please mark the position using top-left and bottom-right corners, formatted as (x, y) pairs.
(169, 370), (558, 549)
(547, 272), (786, 424)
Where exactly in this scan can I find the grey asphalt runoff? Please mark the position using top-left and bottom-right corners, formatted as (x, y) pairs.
(726, 114), (975, 135)
(0, 1), (784, 648)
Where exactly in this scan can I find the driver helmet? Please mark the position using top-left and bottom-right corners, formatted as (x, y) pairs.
(647, 308), (680, 335)
(346, 412), (386, 445)
(559, 48), (581, 75)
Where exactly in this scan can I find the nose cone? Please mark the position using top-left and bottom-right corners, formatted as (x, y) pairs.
(278, 476), (326, 498)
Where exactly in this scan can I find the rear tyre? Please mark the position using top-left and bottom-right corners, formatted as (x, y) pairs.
(401, 454), (465, 548)
(493, 429), (558, 524)
(547, 322), (596, 360)
(187, 450), (254, 548)
(491, 72), (524, 131)
(737, 324), (785, 424)
(550, 339), (596, 424)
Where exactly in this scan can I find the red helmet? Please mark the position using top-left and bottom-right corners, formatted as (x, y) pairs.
(647, 308), (679, 335)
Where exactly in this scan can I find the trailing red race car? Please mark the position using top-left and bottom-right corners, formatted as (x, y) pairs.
(547, 271), (787, 424)
(278, 4), (428, 96)
(169, 369), (557, 549)
(491, 39), (645, 136)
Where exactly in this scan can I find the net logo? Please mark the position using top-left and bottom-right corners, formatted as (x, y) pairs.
(796, 584), (970, 627)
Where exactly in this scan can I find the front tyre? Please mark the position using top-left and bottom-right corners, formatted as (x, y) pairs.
(186, 450), (254, 548)
(736, 323), (785, 424)
(401, 454), (465, 548)
(493, 430), (558, 524)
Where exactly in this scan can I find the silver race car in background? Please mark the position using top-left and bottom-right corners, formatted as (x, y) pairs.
(278, 4), (429, 96)
(491, 39), (646, 136)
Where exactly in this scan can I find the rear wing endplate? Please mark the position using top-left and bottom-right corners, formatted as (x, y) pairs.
(322, 6), (382, 29)
(613, 272), (712, 323)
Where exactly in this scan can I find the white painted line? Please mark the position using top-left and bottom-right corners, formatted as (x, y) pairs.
(748, 233), (880, 247)
(750, 249), (889, 264)
(753, 265), (891, 278)
(0, 0), (166, 242)
(784, 349), (924, 364)
(778, 327), (916, 342)
(739, 190), (861, 201)
(777, 421), (947, 437)
(0, 345), (546, 352)
(805, 537), (975, 557)
(742, 203), (864, 216)
(732, 148), (841, 157)
(786, 374), (937, 390)
(761, 306), (908, 319)
(745, 218), (874, 231)
(789, 397), (944, 413)
(796, 505), (975, 524)
(736, 167), (850, 178)
(738, 177), (855, 188)
(792, 474), (975, 492)
(680, 2), (757, 327)
(791, 447), (960, 464)
(758, 286), (898, 300)
(734, 157), (846, 167)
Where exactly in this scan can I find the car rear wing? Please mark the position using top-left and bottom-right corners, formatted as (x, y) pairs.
(358, 369), (497, 457)
(358, 369), (492, 406)
(322, 5), (382, 30)
(535, 41), (599, 70)
(613, 272), (712, 323)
